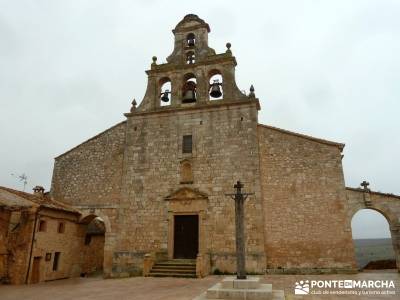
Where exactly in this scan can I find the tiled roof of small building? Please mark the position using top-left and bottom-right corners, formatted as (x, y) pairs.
(0, 187), (34, 209)
(0, 186), (80, 214)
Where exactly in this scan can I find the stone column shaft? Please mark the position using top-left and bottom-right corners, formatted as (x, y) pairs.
(235, 193), (246, 279)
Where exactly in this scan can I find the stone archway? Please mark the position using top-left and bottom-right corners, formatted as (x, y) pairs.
(79, 214), (106, 276)
(351, 209), (396, 269)
(79, 211), (114, 278)
(346, 187), (400, 271)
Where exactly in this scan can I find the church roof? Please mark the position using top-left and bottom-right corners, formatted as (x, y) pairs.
(55, 120), (126, 159)
(258, 124), (345, 151)
(0, 186), (80, 214)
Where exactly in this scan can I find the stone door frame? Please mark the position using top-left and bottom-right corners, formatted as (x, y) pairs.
(164, 187), (208, 260)
(168, 212), (203, 259)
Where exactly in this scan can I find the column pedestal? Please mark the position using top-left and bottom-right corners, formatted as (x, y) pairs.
(193, 277), (285, 300)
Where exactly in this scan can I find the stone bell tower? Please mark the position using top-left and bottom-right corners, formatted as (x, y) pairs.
(121, 14), (265, 275)
(130, 14), (257, 113)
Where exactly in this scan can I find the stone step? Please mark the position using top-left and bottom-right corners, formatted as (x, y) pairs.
(154, 264), (196, 269)
(148, 259), (197, 278)
(193, 289), (284, 300)
(207, 283), (273, 300)
(150, 268), (196, 274)
(158, 259), (195, 264)
(148, 272), (197, 278)
(221, 276), (261, 289)
(155, 261), (196, 264)
(272, 290), (285, 300)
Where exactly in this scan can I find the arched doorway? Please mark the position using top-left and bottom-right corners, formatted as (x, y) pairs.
(351, 209), (396, 271)
(80, 215), (106, 277)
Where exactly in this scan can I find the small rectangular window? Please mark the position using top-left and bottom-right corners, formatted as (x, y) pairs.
(182, 135), (192, 153)
(57, 222), (65, 233)
(53, 252), (60, 271)
(38, 220), (46, 232)
(84, 234), (92, 245)
(45, 253), (52, 261)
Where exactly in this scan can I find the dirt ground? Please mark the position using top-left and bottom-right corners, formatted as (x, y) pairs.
(0, 270), (399, 300)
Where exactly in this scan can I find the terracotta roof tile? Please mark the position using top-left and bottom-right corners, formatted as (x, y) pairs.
(0, 186), (80, 214)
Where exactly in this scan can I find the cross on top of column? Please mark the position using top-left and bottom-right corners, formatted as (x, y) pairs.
(234, 181), (243, 193)
(361, 180), (370, 191)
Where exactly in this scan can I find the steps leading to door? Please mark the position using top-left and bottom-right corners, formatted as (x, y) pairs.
(148, 259), (196, 278)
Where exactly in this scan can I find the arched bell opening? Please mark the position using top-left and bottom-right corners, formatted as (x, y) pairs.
(208, 70), (223, 100)
(182, 73), (197, 103)
(186, 51), (195, 64)
(80, 215), (106, 277)
(186, 33), (195, 47)
(159, 77), (171, 106)
(351, 209), (397, 271)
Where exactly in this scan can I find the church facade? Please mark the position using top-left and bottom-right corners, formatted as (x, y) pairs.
(49, 15), (400, 278)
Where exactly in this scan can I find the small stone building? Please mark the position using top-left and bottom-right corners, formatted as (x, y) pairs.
(0, 186), (104, 284)
(14, 15), (400, 279)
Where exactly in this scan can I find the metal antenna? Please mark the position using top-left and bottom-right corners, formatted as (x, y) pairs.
(11, 173), (28, 191)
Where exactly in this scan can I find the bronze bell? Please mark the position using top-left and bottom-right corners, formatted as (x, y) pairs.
(209, 80), (222, 98)
(188, 39), (195, 47)
(160, 90), (170, 102)
(182, 90), (196, 103)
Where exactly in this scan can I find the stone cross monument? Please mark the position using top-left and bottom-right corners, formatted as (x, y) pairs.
(226, 181), (254, 279)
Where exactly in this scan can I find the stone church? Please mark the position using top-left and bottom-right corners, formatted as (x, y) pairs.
(48, 14), (400, 278)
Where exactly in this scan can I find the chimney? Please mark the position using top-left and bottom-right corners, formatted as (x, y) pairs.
(33, 186), (45, 196)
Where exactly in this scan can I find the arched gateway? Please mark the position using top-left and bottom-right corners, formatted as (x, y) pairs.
(346, 186), (400, 271)
(79, 210), (115, 278)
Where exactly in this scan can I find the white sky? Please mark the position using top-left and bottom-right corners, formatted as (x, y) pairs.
(0, 0), (399, 239)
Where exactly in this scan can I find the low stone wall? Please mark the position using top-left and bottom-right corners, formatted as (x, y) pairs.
(111, 251), (146, 277)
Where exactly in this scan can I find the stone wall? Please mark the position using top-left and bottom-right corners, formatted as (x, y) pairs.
(3, 205), (107, 284)
(118, 101), (266, 275)
(81, 234), (104, 275)
(0, 209), (11, 281)
(7, 210), (35, 284)
(258, 125), (357, 273)
(29, 209), (81, 282)
(50, 121), (126, 206)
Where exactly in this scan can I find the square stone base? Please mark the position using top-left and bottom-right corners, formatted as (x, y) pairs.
(193, 277), (285, 300)
(221, 276), (261, 289)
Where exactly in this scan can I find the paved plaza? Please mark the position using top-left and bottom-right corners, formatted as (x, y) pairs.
(0, 271), (398, 300)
